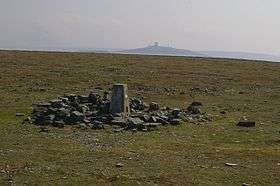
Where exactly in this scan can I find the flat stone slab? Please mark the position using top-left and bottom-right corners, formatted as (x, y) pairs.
(143, 123), (162, 127)
(111, 117), (127, 126)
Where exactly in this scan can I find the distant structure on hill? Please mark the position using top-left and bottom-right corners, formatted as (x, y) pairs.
(118, 42), (204, 57)
(153, 42), (159, 47)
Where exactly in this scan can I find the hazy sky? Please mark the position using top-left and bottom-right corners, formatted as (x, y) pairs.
(1, 0), (280, 54)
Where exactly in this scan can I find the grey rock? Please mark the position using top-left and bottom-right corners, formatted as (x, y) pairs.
(237, 121), (255, 127)
(56, 108), (70, 118)
(171, 108), (181, 118)
(111, 117), (127, 127)
(190, 101), (203, 107)
(46, 114), (56, 121)
(39, 127), (50, 133)
(100, 101), (110, 114)
(149, 102), (160, 111)
(83, 119), (91, 124)
(94, 86), (103, 90)
(16, 113), (25, 117)
(60, 97), (69, 103)
(80, 105), (89, 113)
(65, 94), (77, 102)
(220, 111), (227, 114)
(103, 91), (110, 101)
(89, 92), (101, 104)
(187, 106), (202, 115)
(149, 116), (157, 123)
(127, 117), (145, 130)
(130, 98), (147, 111)
(113, 128), (124, 133)
(52, 120), (65, 128)
(33, 106), (48, 113)
(78, 123), (88, 129)
(170, 119), (182, 125)
(156, 117), (169, 125)
(70, 111), (84, 123)
(36, 102), (52, 107)
(78, 95), (89, 104)
(140, 114), (150, 122)
(128, 117), (144, 126)
(22, 116), (32, 124)
(141, 128), (148, 132)
(143, 123), (161, 127)
(50, 99), (64, 108)
(225, 163), (238, 167)
(48, 107), (59, 114)
(156, 110), (168, 117)
(116, 163), (124, 168)
(131, 128), (138, 133)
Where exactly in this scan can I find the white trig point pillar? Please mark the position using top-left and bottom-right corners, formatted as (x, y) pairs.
(109, 84), (130, 117)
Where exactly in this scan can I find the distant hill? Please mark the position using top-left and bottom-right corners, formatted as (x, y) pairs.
(200, 51), (280, 62)
(118, 43), (204, 57)
(91, 43), (280, 62)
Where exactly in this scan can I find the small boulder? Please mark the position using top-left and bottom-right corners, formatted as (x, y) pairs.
(78, 123), (88, 130)
(88, 92), (101, 104)
(129, 117), (144, 124)
(116, 163), (124, 168)
(111, 117), (127, 127)
(148, 116), (157, 123)
(149, 102), (160, 111)
(156, 117), (169, 125)
(36, 102), (52, 107)
(92, 121), (104, 129)
(140, 114), (150, 122)
(70, 111), (84, 123)
(78, 95), (89, 104)
(52, 120), (65, 128)
(39, 127), (50, 133)
(170, 119), (182, 125)
(143, 123), (161, 130)
(237, 121), (256, 127)
(16, 113), (25, 117)
(190, 101), (203, 107)
(50, 99), (64, 108)
(225, 163), (238, 167)
(171, 109), (181, 118)
(187, 105), (202, 115)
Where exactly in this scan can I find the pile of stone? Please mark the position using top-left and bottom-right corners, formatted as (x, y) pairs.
(28, 84), (211, 131)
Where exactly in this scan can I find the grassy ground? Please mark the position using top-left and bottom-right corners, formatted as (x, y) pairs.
(0, 50), (280, 185)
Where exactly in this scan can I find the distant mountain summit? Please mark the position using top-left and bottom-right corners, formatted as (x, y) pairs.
(119, 42), (204, 57)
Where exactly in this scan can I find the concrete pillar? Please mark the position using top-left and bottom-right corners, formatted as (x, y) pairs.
(109, 84), (130, 117)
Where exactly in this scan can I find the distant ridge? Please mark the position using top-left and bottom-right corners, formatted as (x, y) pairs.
(199, 51), (280, 62)
(90, 43), (280, 62)
(118, 42), (204, 57)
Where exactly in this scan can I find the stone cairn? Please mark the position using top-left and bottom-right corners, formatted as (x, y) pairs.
(28, 84), (212, 132)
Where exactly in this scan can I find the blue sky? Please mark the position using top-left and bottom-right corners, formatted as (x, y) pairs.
(1, 0), (280, 54)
